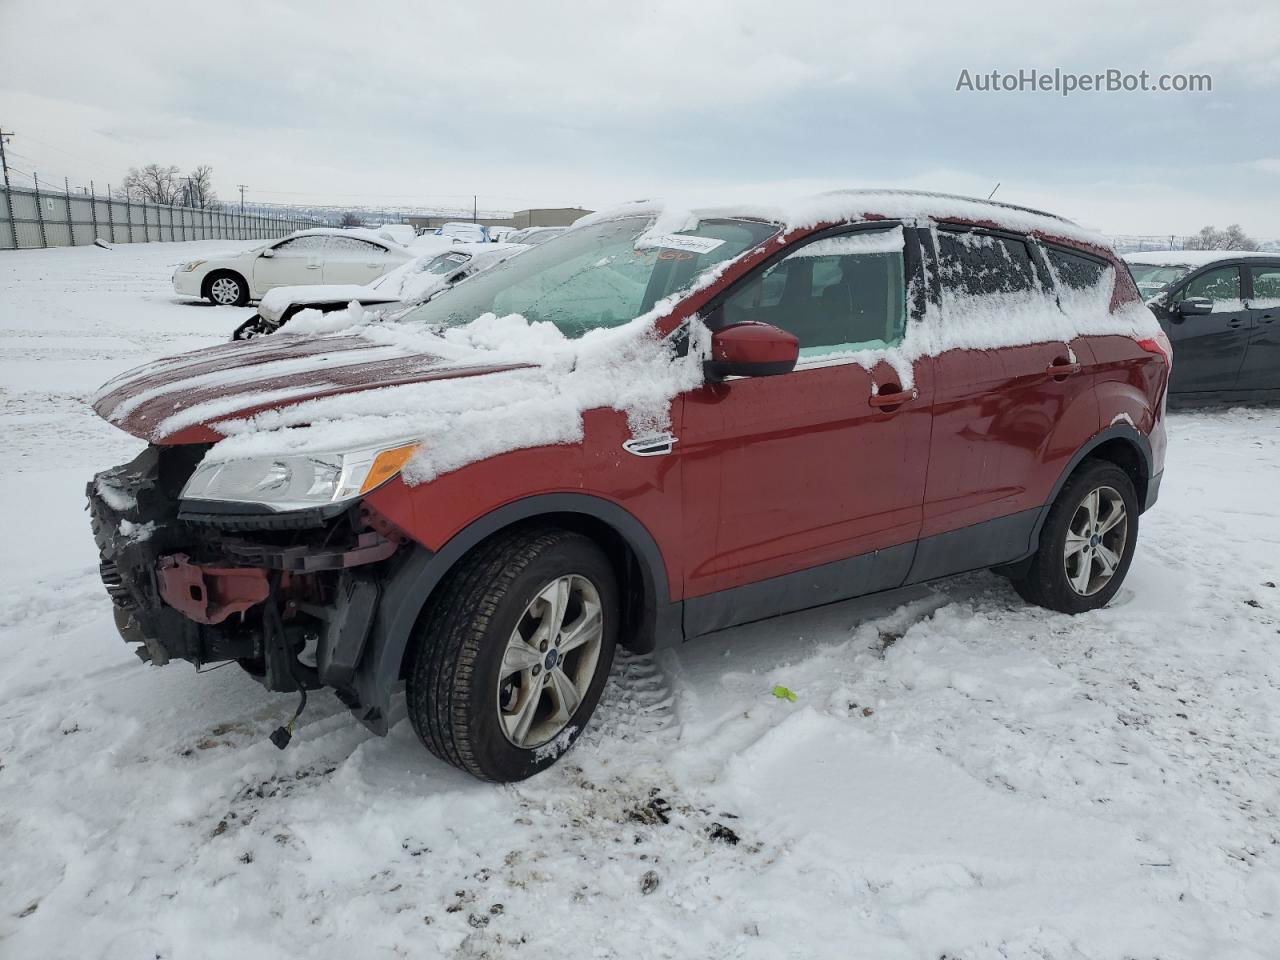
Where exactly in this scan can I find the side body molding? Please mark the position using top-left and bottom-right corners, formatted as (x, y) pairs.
(348, 493), (680, 734)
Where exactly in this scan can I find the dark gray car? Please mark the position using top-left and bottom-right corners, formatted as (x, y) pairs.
(1125, 252), (1280, 402)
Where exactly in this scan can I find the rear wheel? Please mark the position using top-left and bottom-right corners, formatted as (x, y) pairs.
(206, 272), (248, 306)
(1011, 459), (1138, 614)
(406, 529), (618, 782)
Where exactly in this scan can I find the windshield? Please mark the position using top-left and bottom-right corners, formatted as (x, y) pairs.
(398, 216), (779, 338)
(1128, 262), (1193, 298)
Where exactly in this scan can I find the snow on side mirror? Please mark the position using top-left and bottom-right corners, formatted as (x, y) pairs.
(705, 321), (800, 381)
(260, 248), (275, 259)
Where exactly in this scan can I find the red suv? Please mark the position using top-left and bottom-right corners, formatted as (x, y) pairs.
(88, 191), (1170, 782)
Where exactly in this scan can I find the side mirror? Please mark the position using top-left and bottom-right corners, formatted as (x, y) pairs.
(260, 248), (275, 259)
(1174, 297), (1212, 316)
(705, 321), (799, 381)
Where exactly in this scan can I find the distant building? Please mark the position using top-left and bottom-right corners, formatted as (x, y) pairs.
(406, 207), (592, 233)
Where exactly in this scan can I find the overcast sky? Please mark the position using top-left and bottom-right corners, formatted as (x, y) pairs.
(2, 0), (1278, 237)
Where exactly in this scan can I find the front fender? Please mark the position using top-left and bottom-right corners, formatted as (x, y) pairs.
(347, 493), (680, 735)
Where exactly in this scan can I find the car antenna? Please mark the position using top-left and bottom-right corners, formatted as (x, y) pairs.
(986, 182), (1001, 201)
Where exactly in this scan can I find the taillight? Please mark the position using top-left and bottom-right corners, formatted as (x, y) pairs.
(1137, 332), (1172, 370)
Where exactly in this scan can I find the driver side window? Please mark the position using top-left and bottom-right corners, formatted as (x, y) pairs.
(721, 229), (907, 360)
(272, 236), (330, 254)
(1182, 266), (1241, 307)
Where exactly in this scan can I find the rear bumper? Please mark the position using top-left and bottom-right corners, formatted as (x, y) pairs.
(87, 447), (401, 722)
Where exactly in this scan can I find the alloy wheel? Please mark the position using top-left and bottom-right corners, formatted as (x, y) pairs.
(210, 277), (241, 304)
(1063, 485), (1128, 596)
(497, 574), (604, 748)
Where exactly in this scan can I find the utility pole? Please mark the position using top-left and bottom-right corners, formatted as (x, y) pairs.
(473, 195), (477, 223)
(238, 184), (247, 215)
(0, 127), (12, 188)
(0, 129), (16, 250)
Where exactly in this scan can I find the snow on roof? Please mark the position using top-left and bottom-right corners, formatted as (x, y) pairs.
(576, 189), (1106, 248)
(286, 227), (410, 249)
(1123, 249), (1279, 266)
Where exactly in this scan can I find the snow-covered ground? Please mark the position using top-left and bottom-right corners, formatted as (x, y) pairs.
(1, 241), (1277, 960)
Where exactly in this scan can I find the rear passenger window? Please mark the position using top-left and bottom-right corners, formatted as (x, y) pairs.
(721, 228), (906, 359)
(937, 231), (1037, 296)
(1045, 246), (1109, 291)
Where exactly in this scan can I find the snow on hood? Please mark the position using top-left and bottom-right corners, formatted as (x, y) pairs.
(90, 330), (536, 445)
(209, 314), (703, 484)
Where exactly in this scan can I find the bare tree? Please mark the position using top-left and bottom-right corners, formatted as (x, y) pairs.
(186, 165), (218, 209)
(1185, 224), (1259, 251)
(114, 164), (184, 205)
(339, 211), (363, 227)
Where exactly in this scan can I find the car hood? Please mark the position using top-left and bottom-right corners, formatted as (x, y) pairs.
(92, 334), (531, 444)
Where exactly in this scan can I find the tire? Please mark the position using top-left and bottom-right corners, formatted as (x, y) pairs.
(205, 271), (249, 306)
(406, 529), (618, 782)
(1011, 459), (1139, 614)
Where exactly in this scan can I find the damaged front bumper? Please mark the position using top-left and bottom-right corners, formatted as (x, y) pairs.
(87, 445), (405, 729)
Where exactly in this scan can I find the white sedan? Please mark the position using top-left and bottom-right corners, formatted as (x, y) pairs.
(172, 228), (414, 306)
(231, 242), (526, 339)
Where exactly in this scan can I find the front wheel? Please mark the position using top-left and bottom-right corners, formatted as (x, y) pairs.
(406, 529), (618, 782)
(1011, 459), (1139, 614)
(206, 272), (248, 306)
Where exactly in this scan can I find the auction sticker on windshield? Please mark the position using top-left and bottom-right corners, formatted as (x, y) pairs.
(636, 234), (727, 254)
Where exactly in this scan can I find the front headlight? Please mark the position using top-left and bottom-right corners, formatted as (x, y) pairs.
(179, 260), (206, 272)
(181, 441), (420, 511)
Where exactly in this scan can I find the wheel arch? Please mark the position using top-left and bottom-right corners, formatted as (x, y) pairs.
(1029, 424), (1153, 551)
(347, 493), (680, 734)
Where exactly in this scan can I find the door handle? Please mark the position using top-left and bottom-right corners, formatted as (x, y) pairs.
(1047, 360), (1081, 380)
(868, 387), (917, 409)
(307, 263), (321, 270)
(1227, 318), (1246, 328)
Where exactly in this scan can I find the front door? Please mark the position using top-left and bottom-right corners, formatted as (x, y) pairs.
(1239, 263), (1280, 392)
(1162, 265), (1252, 395)
(680, 225), (934, 636)
(252, 235), (328, 295)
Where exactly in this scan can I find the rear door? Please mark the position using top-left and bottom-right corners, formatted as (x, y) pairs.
(324, 236), (400, 285)
(910, 228), (1099, 581)
(680, 224), (934, 635)
(1163, 264), (1252, 394)
(1239, 262), (1280, 392)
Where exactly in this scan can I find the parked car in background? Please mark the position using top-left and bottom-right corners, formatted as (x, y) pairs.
(173, 228), (413, 306)
(231, 242), (526, 339)
(488, 226), (517, 242)
(1125, 250), (1280, 401)
(91, 191), (1168, 782)
(506, 226), (568, 246)
(374, 224), (418, 246)
(435, 221), (490, 243)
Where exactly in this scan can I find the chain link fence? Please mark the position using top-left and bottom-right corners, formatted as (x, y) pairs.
(0, 180), (322, 250)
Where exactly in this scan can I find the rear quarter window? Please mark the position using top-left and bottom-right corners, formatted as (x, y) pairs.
(1045, 246), (1109, 291)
